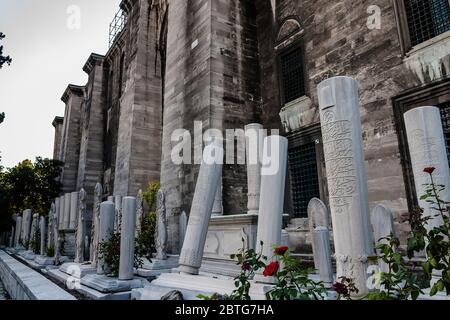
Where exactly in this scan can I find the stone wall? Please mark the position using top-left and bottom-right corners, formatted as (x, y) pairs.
(59, 85), (84, 194)
(161, 0), (263, 253)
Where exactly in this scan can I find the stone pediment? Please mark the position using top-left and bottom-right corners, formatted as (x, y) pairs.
(277, 18), (303, 44)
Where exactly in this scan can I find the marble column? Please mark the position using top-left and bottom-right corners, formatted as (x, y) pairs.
(255, 135), (288, 280)
(245, 123), (265, 215)
(119, 197), (137, 281)
(370, 204), (396, 273)
(63, 193), (71, 230)
(313, 227), (334, 285)
(178, 138), (224, 275)
(404, 106), (450, 231)
(22, 209), (32, 246)
(318, 76), (375, 297)
(69, 191), (79, 230)
(14, 216), (22, 247)
(308, 198), (330, 270)
(97, 201), (115, 275)
(59, 196), (65, 230)
(40, 216), (46, 256)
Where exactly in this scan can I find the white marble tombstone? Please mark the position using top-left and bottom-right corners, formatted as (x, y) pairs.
(29, 214), (39, 251)
(40, 216), (46, 256)
(14, 216), (22, 247)
(63, 193), (71, 230)
(308, 198), (330, 270)
(114, 195), (122, 231)
(178, 137), (224, 275)
(54, 198), (60, 251)
(179, 211), (188, 251)
(119, 197), (137, 281)
(155, 190), (168, 260)
(136, 190), (144, 236)
(318, 76), (375, 297)
(58, 195), (65, 230)
(313, 227), (334, 286)
(245, 123), (265, 215)
(69, 191), (79, 230)
(371, 204), (396, 273)
(9, 226), (15, 248)
(212, 174), (223, 216)
(404, 106), (450, 231)
(47, 203), (55, 248)
(97, 201), (115, 275)
(90, 183), (103, 268)
(22, 209), (32, 246)
(75, 189), (87, 263)
(255, 135), (288, 282)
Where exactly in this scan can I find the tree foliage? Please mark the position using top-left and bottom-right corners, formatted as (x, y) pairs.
(0, 32), (12, 69)
(0, 157), (63, 233)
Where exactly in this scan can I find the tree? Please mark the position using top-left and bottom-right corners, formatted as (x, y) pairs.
(0, 32), (12, 69)
(0, 157), (64, 232)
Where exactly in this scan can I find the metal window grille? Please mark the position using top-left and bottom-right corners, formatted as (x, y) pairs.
(280, 47), (306, 104)
(109, 9), (127, 47)
(288, 142), (321, 218)
(404, 0), (450, 46)
(439, 101), (450, 168)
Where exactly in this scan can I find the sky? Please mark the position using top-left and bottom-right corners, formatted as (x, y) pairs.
(0, 0), (121, 168)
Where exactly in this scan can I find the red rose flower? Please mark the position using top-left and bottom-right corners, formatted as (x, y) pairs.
(274, 246), (289, 256)
(332, 282), (349, 296)
(263, 261), (279, 277)
(424, 167), (436, 174)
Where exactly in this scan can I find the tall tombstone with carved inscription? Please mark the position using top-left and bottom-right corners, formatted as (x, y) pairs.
(90, 183), (103, 267)
(318, 76), (375, 297)
(404, 106), (450, 231)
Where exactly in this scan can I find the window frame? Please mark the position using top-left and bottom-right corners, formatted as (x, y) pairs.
(277, 42), (308, 107)
(392, 78), (450, 211)
(394, 0), (450, 54)
(286, 124), (329, 218)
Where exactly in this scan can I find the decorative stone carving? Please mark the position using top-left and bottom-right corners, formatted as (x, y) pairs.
(276, 18), (303, 44)
(90, 183), (103, 268)
(29, 214), (39, 251)
(63, 193), (71, 230)
(155, 190), (168, 260)
(47, 202), (55, 248)
(318, 76), (375, 297)
(58, 196), (65, 230)
(75, 188), (87, 263)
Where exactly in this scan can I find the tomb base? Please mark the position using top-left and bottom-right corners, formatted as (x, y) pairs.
(131, 273), (272, 300)
(19, 250), (37, 261)
(59, 262), (97, 279)
(81, 274), (148, 293)
(136, 255), (179, 277)
(34, 255), (55, 266)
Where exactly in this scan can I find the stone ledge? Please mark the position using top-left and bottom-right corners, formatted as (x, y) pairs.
(0, 250), (76, 300)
